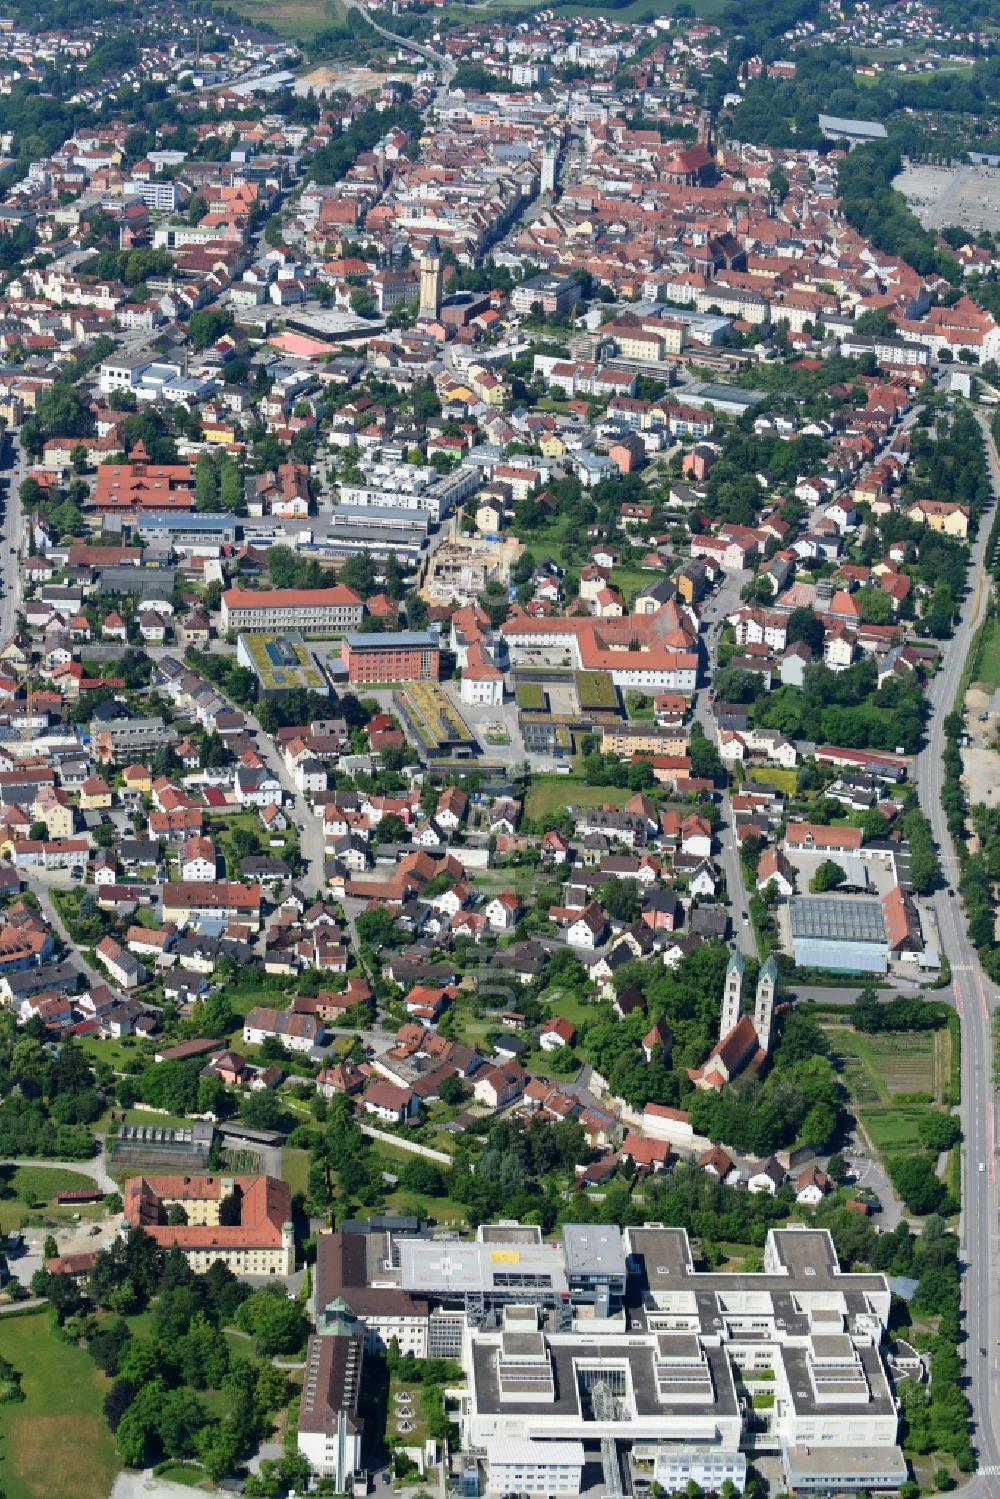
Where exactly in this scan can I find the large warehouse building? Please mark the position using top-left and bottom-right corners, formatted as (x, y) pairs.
(789, 894), (890, 973)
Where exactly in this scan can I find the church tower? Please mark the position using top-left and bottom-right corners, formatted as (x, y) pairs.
(720, 950), (744, 1039)
(754, 956), (778, 1053)
(697, 108), (712, 149)
(418, 235), (443, 322)
(541, 135), (558, 196)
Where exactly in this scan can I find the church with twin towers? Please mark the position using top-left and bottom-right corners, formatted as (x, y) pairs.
(688, 951), (778, 1091)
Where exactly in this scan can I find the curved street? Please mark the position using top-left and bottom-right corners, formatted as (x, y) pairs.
(5, 1149), (117, 1196)
(353, 1), (456, 82)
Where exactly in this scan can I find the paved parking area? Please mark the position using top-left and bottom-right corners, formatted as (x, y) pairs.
(893, 161), (1000, 232)
(508, 643), (577, 670)
(784, 846), (899, 895)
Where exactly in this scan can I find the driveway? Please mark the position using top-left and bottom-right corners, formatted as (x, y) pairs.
(111, 1476), (208, 1499)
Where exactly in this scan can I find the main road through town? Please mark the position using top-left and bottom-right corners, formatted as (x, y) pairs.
(0, 429), (24, 644)
(922, 410), (999, 1492)
(695, 565), (758, 958)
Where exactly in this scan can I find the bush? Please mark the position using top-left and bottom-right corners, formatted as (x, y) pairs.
(888, 1153), (949, 1216)
(917, 1113), (961, 1153)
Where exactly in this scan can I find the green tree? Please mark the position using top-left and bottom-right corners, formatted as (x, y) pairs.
(235, 1291), (308, 1357)
(918, 1113), (961, 1152)
(188, 310), (233, 351)
(218, 456), (242, 512)
(689, 721), (722, 780)
(786, 607), (824, 654)
(195, 453), (218, 511)
(378, 813), (409, 845)
(157, 1387), (206, 1458)
(859, 588), (893, 625)
(356, 907), (402, 948)
(438, 1074), (467, 1106)
(240, 1090), (281, 1131)
(601, 880), (640, 923)
(200, 731), (227, 770)
(810, 859), (846, 893)
(889, 1153), (947, 1215)
(349, 287), (376, 317)
(196, 1418), (243, 1482)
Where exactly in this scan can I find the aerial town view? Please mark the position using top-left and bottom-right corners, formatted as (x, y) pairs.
(0, 0), (1000, 1496)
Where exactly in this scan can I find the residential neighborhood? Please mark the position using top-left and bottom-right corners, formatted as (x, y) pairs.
(0, 0), (996, 1495)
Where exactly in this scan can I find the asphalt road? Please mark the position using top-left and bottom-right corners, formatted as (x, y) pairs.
(695, 406), (1000, 1481)
(26, 875), (107, 985)
(240, 702), (327, 895)
(917, 410), (1000, 1489)
(695, 566), (757, 957)
(143, 642), (327, 894)
(354, 0), (456, 80)
(0, 431), (24, 642)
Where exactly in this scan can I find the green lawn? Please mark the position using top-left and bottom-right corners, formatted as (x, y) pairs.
(0, 1164), (101, 1234)
(121, 1108), (192, 1131)
(387, 1373), (430, 1445)
(123, 1309), (156, 1340)
(461, 0), (732, 16)
(228, 0), (346, 37)
(971, 614), (1000, 690)
(281, 1148), (311, 1199)
(0, 1312), (119, 1499)
(544, 990), (602, 1030)
(747, 766), (798, 795)
(223, 1328), (252, 1361)
(525, 779), (633, 820)
(221, 977), (295, 1022)
(827, 1027), (938, 1105)
(825, 1029), (890, 1105)
(522, 1049), (581, 1082)
(609, 566), (653, 606)
(828, 1028), (942, 1164)
(515, 680), (546, 711)
(77, 1033), (149, 1071)
(153, 1465), (207, 1488)
(859, 1106), (931, 1155)
(382, 1190), (467, 1228)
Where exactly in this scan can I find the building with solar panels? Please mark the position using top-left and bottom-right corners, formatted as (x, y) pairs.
(789, 895), (889, 974)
